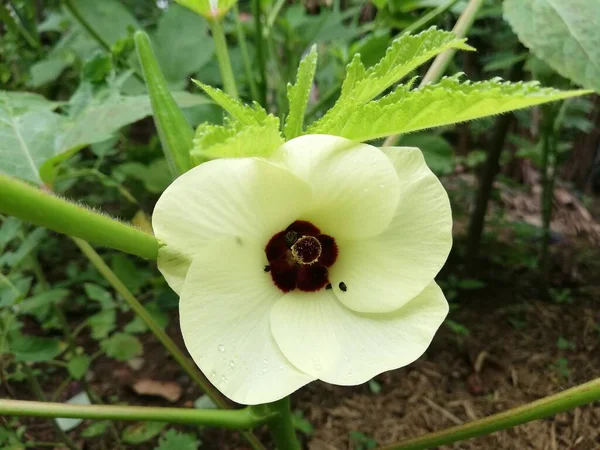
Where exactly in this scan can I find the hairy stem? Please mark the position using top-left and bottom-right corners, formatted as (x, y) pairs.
(0, 175), (159, 260)
(209, 19), (239, 100)
(381, 377), (600, 450)
(0, 399), (273, 428)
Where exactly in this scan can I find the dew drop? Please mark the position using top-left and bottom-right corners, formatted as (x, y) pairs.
(379, 184), (385, 189)
(347, 371), (352, 377)
(279, 365), (284, 371)
(229, 360), (235, 369)
(211, 371), (217, 378)
(218, 344), (226, 353)
(262, 359), (268, 365)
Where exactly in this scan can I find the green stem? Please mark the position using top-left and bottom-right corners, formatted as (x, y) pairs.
(0, 174), (159, 260)
(208, 19), (239, 100)
(0, 399), (273, 429)
(71, 238), (227, 409)
(401, 0), (460, 36)
(24, 367), (78, 450)
(252, 0), (268, 107)
(266, 0), (286, 30)
(383, 0), (484, 146)
(380, 377), (600, 450)
(0, 2), (40, 49)
(233, 5), (260, 102)
(419, 0), (483, 86)
(264, 397), (301, 450)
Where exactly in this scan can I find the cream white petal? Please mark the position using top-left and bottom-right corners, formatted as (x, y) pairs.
(152, 158), (312, 294)
(269, 282), (448, 384)
(329, 147), (452, 313)
(179, 238), (314, 405)
(274, 134), (401, 240)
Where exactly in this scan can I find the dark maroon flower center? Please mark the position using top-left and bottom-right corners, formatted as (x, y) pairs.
(265, 220), (338, 292)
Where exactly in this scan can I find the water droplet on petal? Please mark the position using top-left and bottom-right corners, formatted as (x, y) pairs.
(229, 360), (235, 369)
(211, 371), (216, 378)
(379, 184), (385, 189)
(218, 344), (226, 353)
(279, 365), (284, 371)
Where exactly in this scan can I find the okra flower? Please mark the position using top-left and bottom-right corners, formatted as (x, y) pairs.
(152, 135), (452, 405)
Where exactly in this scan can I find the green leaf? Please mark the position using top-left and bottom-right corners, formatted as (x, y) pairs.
(190, 81), (284, 160)
(84, 283), (114, 309)
(81, 421), (110, 438)
(101, 332), (143, 361)
(0, 89), (206, 185)
(175, 0), (236, 19)
(311, 28), (473, 132)
(309, 76), (591, 141)
(10, 335), (63, 362)
(0, 228), (47, 269)
(73, 0), (140, 47)
(135, 30), (195, 177)
(504, 0), (600, 92)
(345, 27), (473, 103)
(191, 117), (284, 161)
(153, 5), (214, 88)
(0, 93), (64, 184)
(122, 422), (166, 444)
(154, 429), (200, 450)
(67, 355), (91, 380)
(0, 91), (62, 113)
(18, 289), (69, 315)
(88, 309), (117, 340)
(284, 45), (318, 140)
(192, 80), (269, 126)
(110, 254), (144, 294)
(0, 217), (22, 253)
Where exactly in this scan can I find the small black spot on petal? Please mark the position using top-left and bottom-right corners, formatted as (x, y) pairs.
(264, 265), (271, 272)
(339, 282), (347, 292)
(326, 284), (332, 290)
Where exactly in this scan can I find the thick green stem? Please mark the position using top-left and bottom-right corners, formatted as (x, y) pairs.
(24, 367), (78, 450)
(383, 0), (484, 146)
(233, 4), (260, 102)
(135, 31), (194, 177)
(264, 397), (301, 450)
(0, 399), (273, 428)
(252, 0), (268, 107)
(381, 377), (600, 450)
(208, 19), (239, 100)
(0, 175), (159, 260)
(401, 0), (460, 36)
(71, 238), (227, 408)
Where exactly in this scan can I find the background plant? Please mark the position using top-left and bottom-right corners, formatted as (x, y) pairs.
(1, 0), (600, 449)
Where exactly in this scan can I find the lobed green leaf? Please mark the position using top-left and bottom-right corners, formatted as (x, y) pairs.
(284, 45), (318, 140)
(309, 76), (591, 141)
